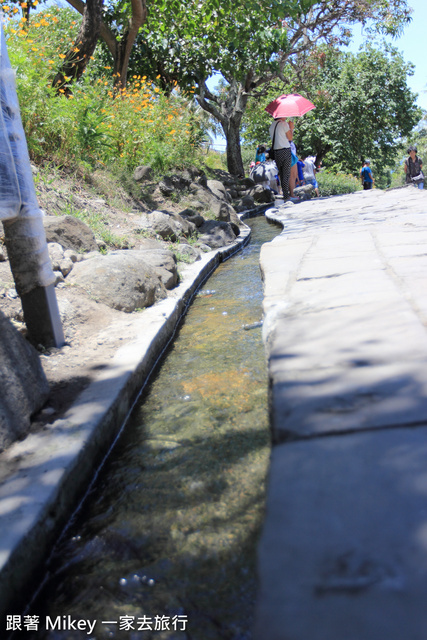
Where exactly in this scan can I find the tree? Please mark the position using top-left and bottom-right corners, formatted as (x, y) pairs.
(136, 0), (412, 175)
(51, 0), (147, 89)
(290, 44), (422, 185)
(51, 0), (103, 93)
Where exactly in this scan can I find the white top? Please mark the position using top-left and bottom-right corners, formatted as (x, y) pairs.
(302, 158), (316, 181)
(269, 119), (290, 149)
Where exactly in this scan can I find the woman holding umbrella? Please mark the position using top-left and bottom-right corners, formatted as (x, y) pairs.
(266, 94), (315, 201)
(269, 117), (294, 200)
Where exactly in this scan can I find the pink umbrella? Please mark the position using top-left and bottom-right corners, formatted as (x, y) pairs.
(265, 93), (315, 118)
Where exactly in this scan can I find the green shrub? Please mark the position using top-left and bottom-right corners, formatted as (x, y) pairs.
(317, 170), (362, 196)
(4, 7), (209, 173)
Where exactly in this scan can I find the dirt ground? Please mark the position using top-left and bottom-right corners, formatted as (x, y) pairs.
(0, 263), (143, 427)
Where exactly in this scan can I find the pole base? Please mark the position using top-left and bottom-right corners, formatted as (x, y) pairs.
(21, 283), (65, 348)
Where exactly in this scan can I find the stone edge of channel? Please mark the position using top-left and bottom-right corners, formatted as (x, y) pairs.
(0, 207), (269, 619)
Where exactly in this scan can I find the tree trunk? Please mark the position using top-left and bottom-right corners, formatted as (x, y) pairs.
(59, 0), (146, 92)
(112, 0), (147, 89)
(52, 0), (103, 94)
(196, 77), (249, 176)
(222, 118), (245, 177)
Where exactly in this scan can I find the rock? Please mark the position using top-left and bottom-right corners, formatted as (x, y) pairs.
(146, 211), (196, 241)
(228, 211), (242, 236)
(207, 179), (232, 203)
(0, 310), (49, 451)
(174, 244), (201, 263)
(294, 183), (314, 200)
(235, 195), (255, 212)
(133, 165), (153, 182)
(158, 177), (175, 197)
(148, 211), (182, 241)
(48, 243), (74, 278)
(209, 199), (236, 222)
(178, 210), (205, 228)
(195, 243), (212, 253)
(138, 249), (178, 289)
(238, 177), (256, 189)
(0, 247), (6, 262)
(48, 242), (65, 265)
(63, 249), (79, 263)
(198, 220), (237, 249)
(66, 250), (174, 312)
(43, 215), (98, 253)
(53, 270), (65, 285)
(249, 185), (275, 204)
(227, 189), (238, 200)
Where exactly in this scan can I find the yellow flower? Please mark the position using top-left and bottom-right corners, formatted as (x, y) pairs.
(59, 53), (66, 59)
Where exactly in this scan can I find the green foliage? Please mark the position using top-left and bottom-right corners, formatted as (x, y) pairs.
(317, 170), (362, 196)
(203, 150), (228, 172)
(291, 44), (422, 178)
(4, 7), (210, 173)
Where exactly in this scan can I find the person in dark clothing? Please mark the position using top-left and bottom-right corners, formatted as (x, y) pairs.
(360, 160), (374, 190)
(405, 145), (424, 189)
(269, 118), (294, 201)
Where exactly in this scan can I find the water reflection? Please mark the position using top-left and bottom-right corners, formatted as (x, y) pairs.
(19, 216), (280, 640)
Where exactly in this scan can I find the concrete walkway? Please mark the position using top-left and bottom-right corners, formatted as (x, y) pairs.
(255, 187), (427, 639)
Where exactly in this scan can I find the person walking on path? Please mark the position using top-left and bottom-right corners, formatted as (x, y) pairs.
(302, 154), (319, 196)
(360, 159), (374, 190)
(269, 117), (293, 201)
(405, 145), (424, 189)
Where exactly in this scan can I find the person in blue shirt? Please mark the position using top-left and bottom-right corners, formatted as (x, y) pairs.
(297, 158), (305, 184)
(360, 160), (374, 190)
(255, 144), (266, 163)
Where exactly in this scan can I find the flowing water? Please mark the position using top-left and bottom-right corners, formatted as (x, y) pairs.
(18, 215), (280, 640)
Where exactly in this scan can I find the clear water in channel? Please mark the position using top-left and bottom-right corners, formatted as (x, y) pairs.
(21, 215), (280, 640)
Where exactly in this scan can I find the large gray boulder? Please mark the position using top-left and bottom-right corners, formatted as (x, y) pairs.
(0, 310), (49, 452)
(138, 249), (179, 289)
(144, 211), (197, 242)
(207, 179), (232, 203)
(66, 249), (178, 312)
(133, 165), (153, 182)
(43, 215), (98, 253)
(249, 185), (275, 204)
(198, 220), (237, 249)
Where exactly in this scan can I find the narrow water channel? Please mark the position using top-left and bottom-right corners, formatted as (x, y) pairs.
(19, 215), (280, 640)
